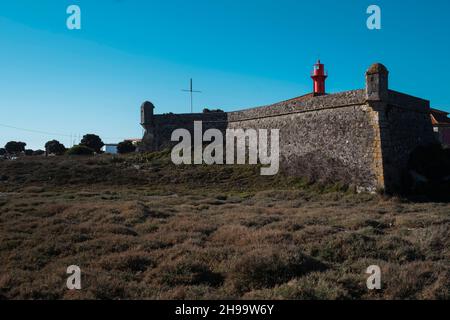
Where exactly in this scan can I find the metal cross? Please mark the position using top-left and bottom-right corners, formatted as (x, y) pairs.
(182, 78), (202, 113)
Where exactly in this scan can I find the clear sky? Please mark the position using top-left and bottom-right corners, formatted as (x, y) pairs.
(1, 0), (449, 150)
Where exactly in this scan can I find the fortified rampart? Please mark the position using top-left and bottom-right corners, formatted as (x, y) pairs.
(140, 63), (436, 193)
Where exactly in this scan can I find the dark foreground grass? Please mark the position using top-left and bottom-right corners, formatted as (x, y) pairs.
(0, 153), (448, 300)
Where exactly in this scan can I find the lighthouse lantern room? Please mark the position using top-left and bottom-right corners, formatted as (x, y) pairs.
(311, 60), (328, 96)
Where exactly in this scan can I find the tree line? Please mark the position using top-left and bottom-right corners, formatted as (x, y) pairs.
(0, 134), (137, 157)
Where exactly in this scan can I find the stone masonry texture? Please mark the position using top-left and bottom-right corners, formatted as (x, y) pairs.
(141, 64), (437, 193)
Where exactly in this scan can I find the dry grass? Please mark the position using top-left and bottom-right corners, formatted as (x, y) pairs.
(0, 154), (449, 300)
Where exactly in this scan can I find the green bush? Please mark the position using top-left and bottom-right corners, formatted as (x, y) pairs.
(45, 140), (66, 155)
(80, 134), (104, 153)
(33, 150), (45, 156)
(117, 140), (136, 154)
(5, 141), (26, 154)
(66, 145), (95, 156)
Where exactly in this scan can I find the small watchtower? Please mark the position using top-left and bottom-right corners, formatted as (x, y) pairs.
(140, 101), (157, 152)
(141, 101), (155, 127)
(365, 63), (389, 101)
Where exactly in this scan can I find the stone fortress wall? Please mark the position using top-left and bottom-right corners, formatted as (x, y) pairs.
(140, 64), (437, 193)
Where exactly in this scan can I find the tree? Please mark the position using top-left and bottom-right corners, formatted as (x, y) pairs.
(0, 148), (6, 156)
(45, 140), (66, 155)
(33, 150), (45, 156)
(5, 141), (26, 154)
(80, 134), (104, 153)
(66, 145), (94, 156)
(25, 149), (34, 156)
(117, 140), (136, 154)
(203, 108), (224, 113)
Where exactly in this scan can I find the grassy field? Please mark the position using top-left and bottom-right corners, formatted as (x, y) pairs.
(0, 152), (449, 300)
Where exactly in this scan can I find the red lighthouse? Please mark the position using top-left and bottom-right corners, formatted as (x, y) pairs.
(311, 60), (328, 96)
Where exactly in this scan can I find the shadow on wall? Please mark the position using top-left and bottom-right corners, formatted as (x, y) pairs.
(404, 144), (450, 202)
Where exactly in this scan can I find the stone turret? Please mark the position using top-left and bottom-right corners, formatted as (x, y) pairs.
(141, 101), (155, 126)
(365, 63), (389, 101)
(140, 101), (156, 152)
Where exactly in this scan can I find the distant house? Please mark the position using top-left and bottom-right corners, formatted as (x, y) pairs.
(126, 138), (142, 146)
(102, 139), (141, 154)
(430, 109), (450, 148)
(103, 144), (118, 154)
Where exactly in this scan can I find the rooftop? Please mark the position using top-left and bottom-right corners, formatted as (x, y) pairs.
(431, 108), (450, 126)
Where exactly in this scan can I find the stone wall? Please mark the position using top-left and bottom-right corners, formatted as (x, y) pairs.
(375, 91), (437, 191)
(143, 90), (383, 191)
(141, 63), (437, 193)
(228, 102), (381, 191)
(434, 127), (450, 148)
(142, 112), (227, 151)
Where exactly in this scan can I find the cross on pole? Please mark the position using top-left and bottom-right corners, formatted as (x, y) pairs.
(182, 78), (202, 113)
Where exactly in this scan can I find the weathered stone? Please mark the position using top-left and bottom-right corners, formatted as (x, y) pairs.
(140, 64), (437, 193)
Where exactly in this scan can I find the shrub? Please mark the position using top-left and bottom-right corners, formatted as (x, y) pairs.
(0, 148), (6, 156)
(158, 258), (223, 287)
(245, 272), (351, 300)
(117, 140), (136, 154)
(66, 145), (94, 156)
(80, 134), (104, 153)
(203, 108), (224, 113)
(311, 233), (377, 263)
(98, 252), (154, 272)
(24, 149), (34, 156)
(382, 262), (450, 299)
(230, 248), (326, 292)
(45, 140), (66, 155)
(4, 141), (26, 154)
(33, 150), (45, 156)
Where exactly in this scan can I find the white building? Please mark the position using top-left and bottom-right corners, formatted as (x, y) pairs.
(103, 144), (118, 154)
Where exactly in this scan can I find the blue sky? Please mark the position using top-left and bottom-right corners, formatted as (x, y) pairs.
(1, 0), (449, 149)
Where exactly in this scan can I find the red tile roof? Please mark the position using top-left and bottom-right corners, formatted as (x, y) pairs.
(431, 109), (450, 126)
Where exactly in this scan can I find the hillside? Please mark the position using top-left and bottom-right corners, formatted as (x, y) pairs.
(0, 153), (449, 299)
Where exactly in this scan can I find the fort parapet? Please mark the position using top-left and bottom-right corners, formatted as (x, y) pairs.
(141, 63), (436, 193)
